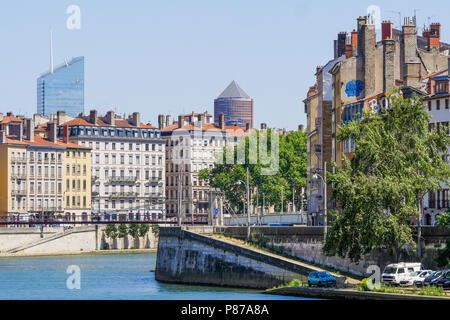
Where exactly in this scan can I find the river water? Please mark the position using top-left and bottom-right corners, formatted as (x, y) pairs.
(0, 253), (309, 300)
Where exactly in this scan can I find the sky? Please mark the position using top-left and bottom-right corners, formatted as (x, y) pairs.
(0, 0), (449, 130)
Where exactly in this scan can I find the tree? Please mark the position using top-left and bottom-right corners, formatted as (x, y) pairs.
(118, 224), (128, 238)
(435, 209), (450, 268)
(199, 129), (307, 214)
(105, 224), (118, 240)
(128, 224), (140, 238)
(323, 91), (450, 263)
(138, 224), (150, 238)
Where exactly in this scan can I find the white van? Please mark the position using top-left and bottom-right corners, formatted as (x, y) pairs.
(381, 263), (423, 285)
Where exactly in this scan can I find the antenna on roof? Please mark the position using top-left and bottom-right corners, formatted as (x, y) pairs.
(50, 29), (54, 74)
(64, 58), (69, 67)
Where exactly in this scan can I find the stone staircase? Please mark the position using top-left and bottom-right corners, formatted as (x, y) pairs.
(5, 228), (76, 253)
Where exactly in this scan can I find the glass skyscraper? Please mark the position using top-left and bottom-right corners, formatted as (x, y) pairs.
(214, 80), (253, 129)
(37, 56), (84, 117)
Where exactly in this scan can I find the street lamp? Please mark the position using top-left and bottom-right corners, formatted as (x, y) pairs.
(312, 161), (327, 241)
(236, 167), (250, 240)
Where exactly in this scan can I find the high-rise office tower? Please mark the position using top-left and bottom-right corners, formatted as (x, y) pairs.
(214, 80), (253, 129)
(37, 32), (84, 117)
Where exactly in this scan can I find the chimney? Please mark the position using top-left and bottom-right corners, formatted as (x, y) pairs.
(383, 38), (396, 93)
(130, 112), (140, 127)
(165, 115), (171, 127)
(178, 115), (185, 129)
(382, 21), (393, 40)
(359, 20), (376, 97)
(0, 130), (5, 143)
(219, 113), (225, 130)
(63, 125), (69, 143)
(158, 115), (165, 130)
(56, 110), (66, 125)
(298, 124), (304, 132)
(7, 112), (12, 117)
(199, 113), (205, 128)
(245, 122), (250, 131)
(0, 113), (3, 122)
(428, 23), (441, 51)
(335, 32), (347, 58)
(48, 122), (57, 143)
(9, 122), (23, 141)
(25, 118), (34, 142)
(351, 30), (358, 57)
(106, 111), (115, 126)
(260, 122), (267, 130)
(89, 110), (98, 125)
(402, 17), (418, 63)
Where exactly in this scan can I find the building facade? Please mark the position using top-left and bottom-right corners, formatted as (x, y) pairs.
(304, 15), (450, 225)
(422, 64), (450, 225)
(59, 110), (165, 221)
(0, 114), (91, 226)
(214, 80), (254, 129)
(160, 112), (244, 223)
(37, 56), (84, 117)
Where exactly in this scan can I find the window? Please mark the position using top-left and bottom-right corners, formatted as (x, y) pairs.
(428, 101), (431, 111)
(436, 100), (440, 110)
(446, 99), (449, 109)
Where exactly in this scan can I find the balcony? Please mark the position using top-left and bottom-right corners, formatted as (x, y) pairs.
(11, 190), (26, 196)
(109, 192), (138, 198)
(109, 176), (137, 183)
(11, 173), (27, 180)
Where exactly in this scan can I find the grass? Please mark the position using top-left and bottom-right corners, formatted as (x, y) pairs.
(356, 279), (446, 297)
(265, 279), (309, 291)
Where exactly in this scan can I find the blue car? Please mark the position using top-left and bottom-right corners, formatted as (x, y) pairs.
(308, 271), (337, 287)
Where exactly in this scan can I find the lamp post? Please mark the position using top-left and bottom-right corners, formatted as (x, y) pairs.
(313, 162), (327, 241)
(236, 167), (251, 240)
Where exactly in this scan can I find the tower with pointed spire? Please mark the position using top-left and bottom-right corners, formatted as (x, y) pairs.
(214, 80), (253, 129)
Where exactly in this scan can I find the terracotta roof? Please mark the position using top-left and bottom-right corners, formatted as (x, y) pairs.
(3, 135), (90, 149)
(422, 68), (448, 80)
(0, 116), (23, 125)
(61, 118), (94, 127)
(161, 122), (248, 137)
(62, 117), (156, 129)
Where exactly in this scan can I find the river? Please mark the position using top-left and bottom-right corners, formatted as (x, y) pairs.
(0, 253), (310, 300)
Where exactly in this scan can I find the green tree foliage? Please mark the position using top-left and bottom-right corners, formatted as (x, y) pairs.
(118, 224), (128, 238)
(435, 208), (450, 268)
(128, 224), (140, 238)
(105, 224), (118, 240)
(323, 92), (450, 263)
(199, 129), (307, 214)
(138, 224), (150, 238)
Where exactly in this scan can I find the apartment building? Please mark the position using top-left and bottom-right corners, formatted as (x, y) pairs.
(304, 15), (450, 225)
(159, 112), (245, 223)
(0, 114), (91, 225)
(58, 110), (165, 220)
(422, 62), (450, 225)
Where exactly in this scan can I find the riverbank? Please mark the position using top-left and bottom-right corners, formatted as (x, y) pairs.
(264, 286), (450, 300)
(0, 248), (157, 259)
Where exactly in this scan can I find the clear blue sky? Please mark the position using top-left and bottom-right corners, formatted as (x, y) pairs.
(0, 0), (449, 130)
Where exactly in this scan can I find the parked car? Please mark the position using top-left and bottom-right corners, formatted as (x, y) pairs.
(436, 270), (450, 289)
(398, 270), (432, 287)
(308, 272), (336, 287)
(412, 270), (434, 287)
(423, 271), (444, 286)
(381, 263), (422, 286)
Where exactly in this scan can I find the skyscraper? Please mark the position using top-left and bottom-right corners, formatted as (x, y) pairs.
(37, 56), (85, 117)
(214, 80), (253, 129)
